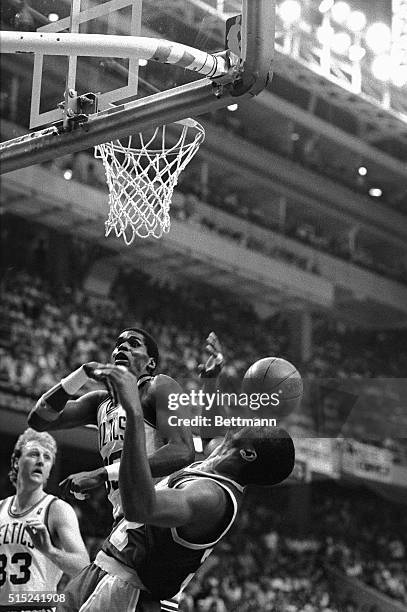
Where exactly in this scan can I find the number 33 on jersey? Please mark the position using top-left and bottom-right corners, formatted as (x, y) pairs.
(0, 494), (63, 605)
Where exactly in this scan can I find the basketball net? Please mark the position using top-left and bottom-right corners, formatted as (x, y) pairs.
(95, 119), (205, 245)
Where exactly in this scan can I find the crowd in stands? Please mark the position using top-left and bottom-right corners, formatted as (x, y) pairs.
(31, 147), (407, 285)
(1, 249), (407, 443)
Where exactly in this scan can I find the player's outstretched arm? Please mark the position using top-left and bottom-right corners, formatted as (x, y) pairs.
(25, 499), (89, 577)
(28, 363), (106, 431)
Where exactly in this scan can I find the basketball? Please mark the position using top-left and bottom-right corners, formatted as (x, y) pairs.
(241, 357), (303, 418)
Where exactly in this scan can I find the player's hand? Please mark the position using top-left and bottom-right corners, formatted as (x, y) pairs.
(92, 364), (141, 415)
(26, 519), (53, 554)
(83, 361), (119, 404)
(59, 469), (107, 500)
(82, 361), (103, 378)
(198, 332), (224, 379)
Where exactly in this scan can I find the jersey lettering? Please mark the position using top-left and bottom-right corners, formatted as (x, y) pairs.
(0, 495), (62, 603)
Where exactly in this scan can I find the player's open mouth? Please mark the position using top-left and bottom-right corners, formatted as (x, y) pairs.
(32, 469), (43, 476)
(115, 351), (130, 366)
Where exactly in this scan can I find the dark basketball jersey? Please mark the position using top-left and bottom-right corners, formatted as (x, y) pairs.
(97, 374), (165, 519)
(98, 464), (244, 600)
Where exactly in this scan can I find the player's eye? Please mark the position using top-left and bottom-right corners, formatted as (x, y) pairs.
(129, 338), (141, 347)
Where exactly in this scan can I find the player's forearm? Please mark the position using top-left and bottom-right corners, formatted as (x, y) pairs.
(28, 367), (89, 430)
(119, 411), (156, 522)
(45, 547), (89, 577)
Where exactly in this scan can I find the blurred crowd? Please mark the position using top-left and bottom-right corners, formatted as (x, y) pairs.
(1, 263), (407, 445)
(2, 265), (407, 389)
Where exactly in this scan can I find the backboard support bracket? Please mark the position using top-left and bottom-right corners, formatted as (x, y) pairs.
(0, 0), (276, 174)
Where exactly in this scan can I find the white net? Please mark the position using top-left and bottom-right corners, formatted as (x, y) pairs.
(95, 119), (205, 245)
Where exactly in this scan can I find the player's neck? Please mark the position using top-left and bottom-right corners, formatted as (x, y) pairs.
(197, 457), (240, 481)
(14, 484), (45, 512)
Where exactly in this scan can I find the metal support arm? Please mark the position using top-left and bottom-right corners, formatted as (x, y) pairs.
(0, 0), (275, 174)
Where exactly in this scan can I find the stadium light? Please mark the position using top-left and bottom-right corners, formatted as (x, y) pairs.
(319, 0), (334, 13)
(365, 23), (391, 54)
(48, 13), (59, 22)
(392, 65), (407, 88)
(227, 104), (239, 111)
(317, 24), (334, 45)
(279, 0), (302, 25)
(358, 166), (367, 176)
(138, 58), (148, 66)
(63, 169), (73, 180)
(371, 55), (392, 82)
(332, 31), (351, 55)
(349, 44), (366, 62)
(369, 188), (382, 197)
(347, 10), (367, 33)
(331, 2), (351, 25)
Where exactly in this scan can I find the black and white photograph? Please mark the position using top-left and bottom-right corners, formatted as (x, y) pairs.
(1, 1), (406, 611)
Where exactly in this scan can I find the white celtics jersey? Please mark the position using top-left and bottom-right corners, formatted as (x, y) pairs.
(97, 377), (165, 519)
(0, 494), (63, 607)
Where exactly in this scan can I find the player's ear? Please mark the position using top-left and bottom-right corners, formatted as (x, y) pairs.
(239, 448), (257, 463)
(147, 357), (156, 373)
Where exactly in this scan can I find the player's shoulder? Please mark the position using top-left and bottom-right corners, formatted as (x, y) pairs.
(148, 373), (180, 393)
(179, 478), (229, 514)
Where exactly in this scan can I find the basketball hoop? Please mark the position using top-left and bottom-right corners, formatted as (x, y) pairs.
(94, 119), (205, 245)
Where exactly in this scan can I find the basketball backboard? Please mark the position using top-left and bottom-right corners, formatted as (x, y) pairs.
(0, 0), (275, 173)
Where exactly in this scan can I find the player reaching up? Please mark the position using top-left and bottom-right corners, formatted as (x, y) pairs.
(0, 429), (89, 612)
(28, 328), (222, 520)
(57, 361), (295, 611)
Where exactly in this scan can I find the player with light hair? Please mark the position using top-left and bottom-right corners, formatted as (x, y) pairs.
(0, 428), (89, 612)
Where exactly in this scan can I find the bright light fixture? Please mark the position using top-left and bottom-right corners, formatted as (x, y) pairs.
(138, 58), (148, 67)
(316, 25), (334, 45)
(347, 10), (366, 33)
(227, 104), (239, 111)
(63, 169), (73, 180)
(319, 0), (334, 13)
(365, 23), (391, 54)
(392, 65), (407, 88)
(369, 188), (382, 197)
(349, 44), (366, 62)
(358, 167), (367, 176)
(48, 13), (59, 22)
(332, 31), (351, 55)
(331, 2), (351, 25)
(279, 0), (301, 25)
(371, 55), (392, 82)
